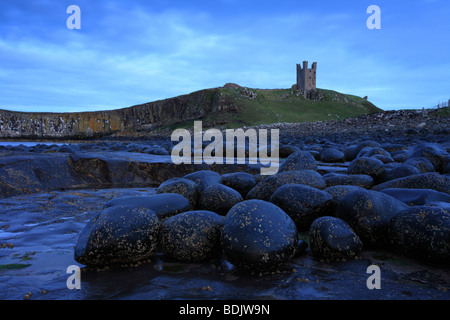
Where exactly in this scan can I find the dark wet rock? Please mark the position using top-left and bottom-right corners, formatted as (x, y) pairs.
(335, 189), (408, 248)
(74, 205), (160, 266)
(343, 145), (358, 161)
(221, 199), (298, 272)
(198, 184), (243, 215)
(159, 210), (224, 262)
(278, 151), (317, 173)
(389, 206), (450, 264)
(379, 188), (450, 206)
(381, 164), (421, 182)
(183, 170), (221, 191)
(370, 154), (394, 164)
(355, 140), (382, 155)
(58, 145), (76, 154)
(246, 170), (326, 201)
(220, 172), (256, 198)
(382, 143), (408, 153)
(407, 143), (447, 172)
(323, 173), (373, 189)
(428, 201), (450, 212)
(156, 178), (200, 209)
(347, 157), (386, 181)
(390, 150), (408, 163)
(269, 184), (333, 231)
(105, 193), (190, 219)
(310, 216), (363, 261)
(372, 172), (450, 194)
(320, 148), (345, 163)
(324, 185), (365, 207)
(404, 157), (436, 173)
(279, 145), (301, 158)
(358, 147), (391, 159)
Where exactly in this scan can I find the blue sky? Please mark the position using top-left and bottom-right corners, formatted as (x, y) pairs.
(0, 0), (449, 112)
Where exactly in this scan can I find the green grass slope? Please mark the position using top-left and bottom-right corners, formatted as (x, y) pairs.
(154, 84), (382, 133)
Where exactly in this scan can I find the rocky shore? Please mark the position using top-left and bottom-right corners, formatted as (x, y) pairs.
(0, 108), (449, 300)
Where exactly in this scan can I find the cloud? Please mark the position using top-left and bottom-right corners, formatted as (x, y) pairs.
(0, 0), (449, 112)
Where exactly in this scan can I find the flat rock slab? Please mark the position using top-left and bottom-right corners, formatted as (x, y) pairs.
(0, 188), (449, 300)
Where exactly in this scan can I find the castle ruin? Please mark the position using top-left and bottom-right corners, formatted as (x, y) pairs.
(296, 61), (320, 100)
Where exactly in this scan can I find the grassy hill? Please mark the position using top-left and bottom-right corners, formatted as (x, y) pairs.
(162, 84), (382, 131)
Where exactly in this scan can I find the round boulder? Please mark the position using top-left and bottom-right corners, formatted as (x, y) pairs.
(324, 185), (365, 207)
(105, 193), (190, 219)
(320, 148), (345, 163)
(278, 151), (317, 172)
(404, 157), (436, 173)
(335, 189), (408, 248)
(156, 178), (200, 209)
(221, 200), (298, 272)
(159, 210), (224, 262)
(220, 172), (256, 198)
(372, 172), (450, 194)
(347, 157), (385, 181)
(323, 173), (373, 189)
(310, 216), (363, 260)
(269, 184), (333, 231)
(246, 170), (326, 201)
(74, 205), (160, 267)
(199, 184), (243, 215)
(183, 170), (222, 191)
(389, 206), (450, 264)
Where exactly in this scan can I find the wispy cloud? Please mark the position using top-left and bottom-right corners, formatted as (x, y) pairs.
(0, 0), (449, 112)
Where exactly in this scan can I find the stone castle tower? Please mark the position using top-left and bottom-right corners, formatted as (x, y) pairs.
(296, 61), (317, 91)
(295, 61), (319, 100)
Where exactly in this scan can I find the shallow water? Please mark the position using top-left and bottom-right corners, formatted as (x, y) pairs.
(0, 187), (448, 300)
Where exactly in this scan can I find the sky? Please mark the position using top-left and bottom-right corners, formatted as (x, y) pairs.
(0, 0), (449, 113)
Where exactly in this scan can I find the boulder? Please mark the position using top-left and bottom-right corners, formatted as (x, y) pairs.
(220, 172), (256, 198)
(404, 157), (436, 173)
(379, 188), (450, 206)
(159, 210), (224, 262)
(381, 164), (421, 182)
(74, 205), (160, 266)
(156, 178), (200, 209)
(310, 216), (363, 260)
(199, 184), (243, 215)
(347, 157), (385, 181)
(105, 193), (190, 219)
(335, 189), (408, 248)
(221, 200), (298, 271)
(372, 172), (450, 194)
(407, 143), (446, 171)
(269, 184), (333, 231)
(324, 185), (366, 207)
(183, 170), (222, 191)
(246, 170), (326, 201)
(278, 151), (317, 172)
(389, 206), (450, 264)
(320, 148), (345, 163)
(279, 145), (301, 158)
(323, 173), (373, 189)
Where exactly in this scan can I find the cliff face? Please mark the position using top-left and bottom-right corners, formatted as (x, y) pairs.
(0, 84), (381, 139)
(0, 88), (231, 139)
